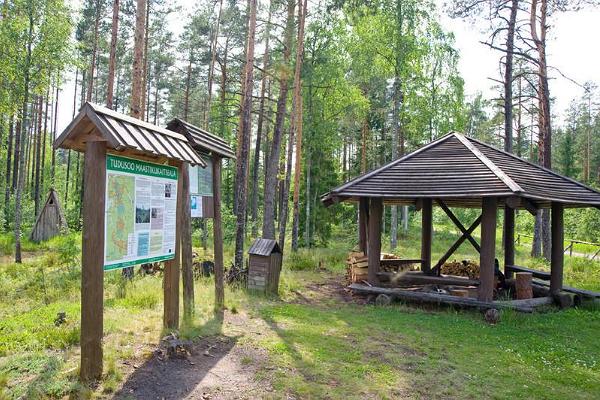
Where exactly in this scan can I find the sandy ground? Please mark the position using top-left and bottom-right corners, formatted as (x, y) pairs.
(112, 275), (356, 400)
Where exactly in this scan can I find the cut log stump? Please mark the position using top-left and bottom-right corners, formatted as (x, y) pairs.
(515, 272), (533, 300)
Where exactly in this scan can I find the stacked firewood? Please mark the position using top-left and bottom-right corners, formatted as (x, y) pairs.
(347, 252), (368, 283)
(346, 252), (412, 283)
(441, 259), (480, 279)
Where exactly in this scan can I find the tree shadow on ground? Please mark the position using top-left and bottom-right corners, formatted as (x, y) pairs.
(112, 310), (240, 400)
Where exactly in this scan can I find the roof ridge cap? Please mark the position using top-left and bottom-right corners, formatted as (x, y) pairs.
(328, 133), (458, 196)
(453, 133), (523, 193)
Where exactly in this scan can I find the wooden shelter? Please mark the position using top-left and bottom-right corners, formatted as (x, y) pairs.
(322, 132), (600, 303)
(30, 189), (68, 242)
(248, 238), (283, 294)
(54, 102), (203, 382)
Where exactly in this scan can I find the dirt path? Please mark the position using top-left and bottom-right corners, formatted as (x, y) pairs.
(112, 310), (276, 400)
(112, 273), (357, 400)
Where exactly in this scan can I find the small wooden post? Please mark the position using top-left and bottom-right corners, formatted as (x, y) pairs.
(421, 198), (433, 275)
(504, 206), (515, 278)
(367, 198), (383, 284)
(550, 202), (564, 296)
(515, 272), (533, 299)
(163, 160), (182, 329)
(478, 197), (497, 302)
(181, 162), (194, 320)
(358, 197), (369, 254)
(212, 155), (225, 310)
(80, 140), (106, 382)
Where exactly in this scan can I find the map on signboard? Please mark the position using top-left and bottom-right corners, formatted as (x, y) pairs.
(106, 175), (135, 262)
(104, 155), (179, 271)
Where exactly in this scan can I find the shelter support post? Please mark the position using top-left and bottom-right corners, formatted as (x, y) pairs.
(504, 206), (515, 278)
(213, 155), (225, 310)
(181, 162), (194, 320)
(163, 159), (182, 329)
(367, 198), (383, 284)
(550, 202), (564, 295)
(80, 140), (106, 382)
(478, 197), (497, 302)
(359, 197), (369, 254)
(421, 198), (433, 275)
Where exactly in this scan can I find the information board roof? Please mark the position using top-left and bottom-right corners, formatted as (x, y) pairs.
(166, 118), (235, 159)
(54, 102), (205, 166)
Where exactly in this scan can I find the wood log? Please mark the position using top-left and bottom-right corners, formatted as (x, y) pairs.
(450, 289), (469, 298)
(495, 296), (553, 308)
(515, 272), (533, 300)
(348, 283), (534, 313)
(377, 271), (479, 287)
(532, 279), (600, 299)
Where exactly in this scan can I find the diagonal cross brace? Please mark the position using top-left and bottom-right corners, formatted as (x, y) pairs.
(437, 200), (481, 253)
(432, 214), (482, 274)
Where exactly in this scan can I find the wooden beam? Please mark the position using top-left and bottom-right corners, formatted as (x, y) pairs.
(550, 202), (564, 295)
(503, 207), (515, 278)
(437, 200), (481, 253)
(367, 198), (383, 284)
(181, 162), (194, 320)
(421, 198), (433, 274)
(432, 215), (482, 273)
(213, 155), (225, 310)
(163, 159), (182, 329)
(80, 140), (106, 382)
(358, 197), (369, 254)
(505, 196), (538, 215)
(478, 197), (497, 302)
(377, 271), (479, 287)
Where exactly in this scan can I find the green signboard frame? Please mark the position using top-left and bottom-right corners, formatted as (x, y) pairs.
(103, 155), (179, 271)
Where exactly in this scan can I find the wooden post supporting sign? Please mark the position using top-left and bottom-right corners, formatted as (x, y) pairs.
(213, 155), (225, 310)
(163, 159), (183, 329)
(181, 162), (194, 319)
(80, 140), (106, 382)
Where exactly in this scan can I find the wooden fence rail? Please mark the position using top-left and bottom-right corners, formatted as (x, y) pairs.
(516, 233), (600, 260)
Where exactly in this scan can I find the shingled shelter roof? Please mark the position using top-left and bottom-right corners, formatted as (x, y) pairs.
(166, 118), (235, 159)
(322, 132), (600, 209)
(55, 102), (205, 166)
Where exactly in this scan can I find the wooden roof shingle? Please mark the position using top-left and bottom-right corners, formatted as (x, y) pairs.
(322, 132), (600, 209)
(166, 118), (235, 159)
(54, 102), (205, 166)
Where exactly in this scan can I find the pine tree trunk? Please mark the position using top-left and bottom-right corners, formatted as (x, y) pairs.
(250, 1), (271, 238)
(205, 0), (223, 128)
(530, 0), (552, 261)
(15, 9), (34, 263)
(233, 0), (257, 269)
(106, 0), (119, 108)
(141, 1), (150, 121)
(4, 115), (14, 230)
(290, 0), (308, 252)
(87, 0), (101, 102)
(130, 0), (147, 118)
(51, 80), (59, 183)
(262, 0), (296, 240)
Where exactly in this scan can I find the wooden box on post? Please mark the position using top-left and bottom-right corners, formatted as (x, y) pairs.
(247, 238), (282, 294)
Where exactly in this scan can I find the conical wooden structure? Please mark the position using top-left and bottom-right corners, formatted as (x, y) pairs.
(30, 188), (68, 242)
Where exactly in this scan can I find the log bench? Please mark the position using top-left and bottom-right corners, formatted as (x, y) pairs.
(506, 264), (551, 280)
